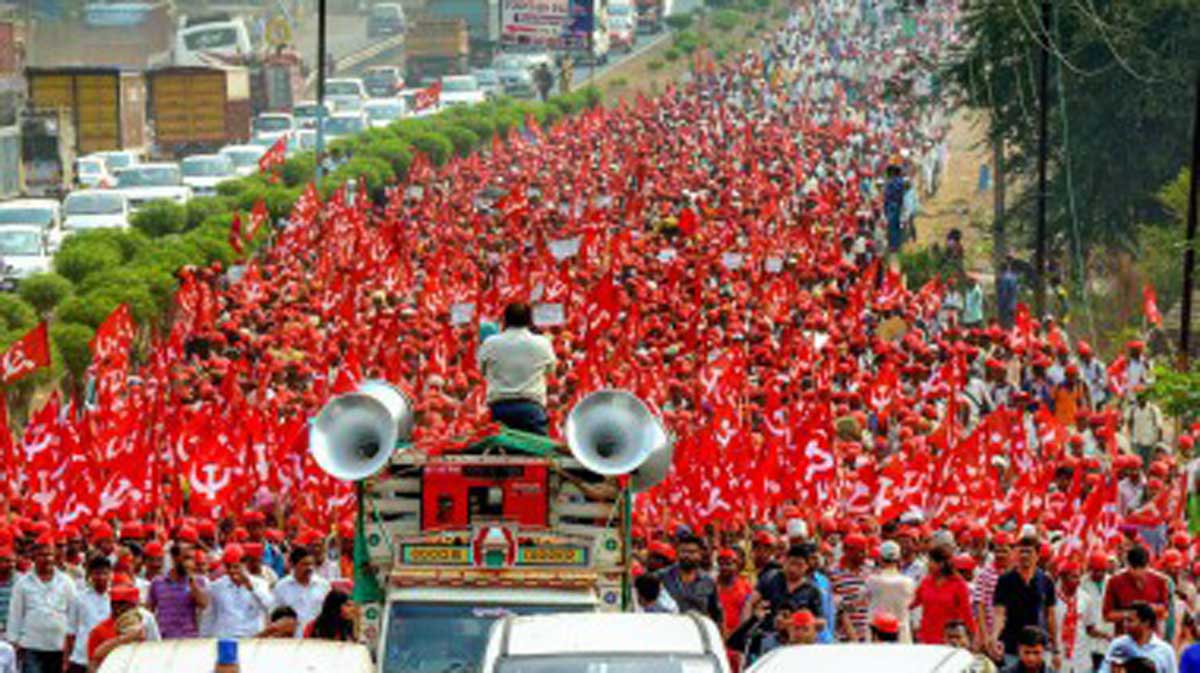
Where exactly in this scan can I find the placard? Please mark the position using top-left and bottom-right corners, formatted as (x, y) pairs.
(533, 303), (565, 327)
(548, 236), (582, 261)
(450, 303), (475, 326)
(658, 248), (677, 262)
(765, 256), (783, 273)
(722, 252), (745, 270)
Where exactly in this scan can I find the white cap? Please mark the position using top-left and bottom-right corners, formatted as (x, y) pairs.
(786, 518), (809, 540)
(880, 541), (901, 562)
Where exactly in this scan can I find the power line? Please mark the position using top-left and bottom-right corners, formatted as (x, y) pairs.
(1070, 0), (1164, 85)
(1008, 0), (1106, 79)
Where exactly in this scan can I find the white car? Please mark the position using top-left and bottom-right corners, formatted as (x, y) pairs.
(218, 144), (267, 178)
(180, 154), (237, 196)
(747, 645), (976, 673)
(481, 613), (732, 673)
(113, 163), (192, 211)
(62, 191), (131, 235)
(290, 129), (318, 154)
(362, 99), (406, 128)
(75, 156), (114, 189)
(325, 78), (368, 112)
(398, 89), (441, 117)
(440, 75), (486, 107)
(322, 112), (368, 142)
(0, 199), (63, 251)
(91, 150), (141, 173)
(252, 112), (295, 147)
(0, 225), (53, 282)
(293, 100), (329, 130)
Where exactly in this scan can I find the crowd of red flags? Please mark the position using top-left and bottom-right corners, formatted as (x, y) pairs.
(0, 2), (1171, 550)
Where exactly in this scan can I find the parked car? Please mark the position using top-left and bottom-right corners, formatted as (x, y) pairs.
(498, 68), (537, 99)
(367, 2), (406, 38)
(92, 150), (141, 172)
(440, 75), (486, 107)
(0, 199), (63, 250)
(0, 225), (52, 286)
(398, 89), (441, 118)
(293, 101), (329, 130)
(218, 144), (267, 178)
(610, 13), (636, 51)
(363, 99), (406, 128)
(113, 164), (192, 211)
(471, 68), (503, 98)
(252, 112), (296, 146)
(364, 65), (405, 98)
(62, 191), (131, 235)
(325, 78), (368, 112)
(180, 154), (237, 196)
(747, 645), (976, 673)
(322, 112), (369, 141)
(482, 613), (732, 673)
(75, 156), (114, 189)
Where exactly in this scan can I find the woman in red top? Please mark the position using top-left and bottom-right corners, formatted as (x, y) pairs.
(911, 546), (976, 645)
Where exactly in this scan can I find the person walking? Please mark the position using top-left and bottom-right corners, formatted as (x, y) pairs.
(147, 543), (209, 639)
(272, 548), (331, 636)
(866, 541), (916, 643)
(5, 535), (76, 673)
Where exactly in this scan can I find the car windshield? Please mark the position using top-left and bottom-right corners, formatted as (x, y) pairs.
(325, 117), (365, 135)
(221, 149), (263, 168)
(612, 15), (633, 27)
(366, 104), (403, 121)
(380, 604), (592, 673)
(610, 3), (633, 14)
(98, 153), (133, 169)
(0, 230), (42, 256)
(327, 81), (362, 97)
(497, 655), (719, 673)
(0, 208), (52, 226)
(493, 56), (527, 71)
(64, 193), (124, 216)
(184, 26), (236, 50)
(473, 71), (499, 85)
(294, 105), (323, 118)
(182, 156), (234, 177)
(117, 167), (180, 187)
(442, 77), (478, 92)
(371, 6), (400, 19)
(77, 160), (103, 175)
(254, 116), (292, 132)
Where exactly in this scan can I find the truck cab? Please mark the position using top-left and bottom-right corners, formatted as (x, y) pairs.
(361, 429), (630, 671)
(175, 13), (254, 67)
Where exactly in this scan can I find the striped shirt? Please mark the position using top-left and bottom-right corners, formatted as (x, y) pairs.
(972, 562), (1002, 636)
(830, 565), (871, 641)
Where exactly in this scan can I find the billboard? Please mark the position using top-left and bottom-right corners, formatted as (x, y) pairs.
(501, 0), (570, 46)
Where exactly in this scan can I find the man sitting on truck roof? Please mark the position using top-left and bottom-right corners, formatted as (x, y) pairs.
(477, 302), (557, 436)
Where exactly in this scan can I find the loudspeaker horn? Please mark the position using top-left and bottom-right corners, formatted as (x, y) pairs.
(309, 381), (414, 482)
(565, 390), (672, 479)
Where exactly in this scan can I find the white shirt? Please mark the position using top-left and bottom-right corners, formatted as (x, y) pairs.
(0, 642), (13, 673)
(271, 574), (330, 636)
(207, 575), (273, 639)
(6, 570), (77, 651)
(1054, 589), (1097, 673)
(67, 587), (111, 665)
(477, 327), (557, 405)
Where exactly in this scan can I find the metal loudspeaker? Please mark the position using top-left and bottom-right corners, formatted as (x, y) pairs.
(565, 390), (674, 487)
(310, 380), (414, 482)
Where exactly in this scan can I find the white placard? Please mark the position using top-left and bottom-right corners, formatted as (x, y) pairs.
(548, 236), (582, 261)
(533, 303), (565, 327)
(530, 282), (545, 303)
(765, 256), (783, 273)
(450, 302), (475, 326)
(658, 248), (677, 262)
(722, 253), (745, 270)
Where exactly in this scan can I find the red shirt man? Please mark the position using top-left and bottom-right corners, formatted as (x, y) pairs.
(1102, 544), (1169, 635)
(716, 548), (752, 633)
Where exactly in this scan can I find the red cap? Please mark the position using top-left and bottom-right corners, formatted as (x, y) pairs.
(871, 611), (900, 635)
(791, 609), (817, 628)
(717, 548), (738, 562)
(243, 511), (266, 525)
(952, 554), (977, 573)
(243, 543), (264, 559)
(176, 525), (198, 543)
(222, 544), (245, 565)
(843, 533), (869, 549)
(109, 584), (140, 604)
(753, 530), (776, 547)
(265, 529), (285, 544)
(120, 522), (144, 540)
(1087, 552), (1109, 571)
(34, 531), (56, 547)
(1172, 532), (1191, 550)
(338, 522), (355, 540)
(648, 541), (676, 561)
(91, 523), (114, 543)
(143, 542), (165, 558)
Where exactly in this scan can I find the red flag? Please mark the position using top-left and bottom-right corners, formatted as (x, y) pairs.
(1, 322), (50, 384)
(677, 207), (699, 236)
(257, 135), (288, 177)
(1143, 284), (1162, 326)
(414, 81), (442, 111)
(248, 199), (269, 240)
(229, 213), (245, 255)
(90, 304), (135, 364)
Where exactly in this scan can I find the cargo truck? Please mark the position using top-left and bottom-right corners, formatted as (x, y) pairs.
(405, 18), (471, 83)
(423, 0), (501, 67)
(635, 0), (665, 33)
(19, 108), (74, 198)
(146, 66), (252, 157)
(25, 67), (148, 156)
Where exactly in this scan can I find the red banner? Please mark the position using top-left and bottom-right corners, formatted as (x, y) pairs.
(1, 322), (50, 384)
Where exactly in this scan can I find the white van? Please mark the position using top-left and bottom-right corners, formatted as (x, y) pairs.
(748, 644), (976, 673)
(97, 639), (374, 673)
(175, 16), (253, 66)
(481, 613), (732, 673)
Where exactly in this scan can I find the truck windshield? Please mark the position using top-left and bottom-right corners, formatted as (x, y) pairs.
(117, 167), (180, 187)
(0, 230), (42, 256)
(381, 604), (592, 673)
(255, 117), (292, 132)
(0, 209), (52, 226)
(182, 157), (234, 177)
(64, 193), (124, 216)
(184, 27), (237, 50)
(497, 655), (720, 673)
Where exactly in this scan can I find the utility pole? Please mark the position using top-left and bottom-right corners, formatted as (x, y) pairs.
(314, 0), (328, 185)
(1034, 0), (1050, 317)
(1179, 71), (1200, 369)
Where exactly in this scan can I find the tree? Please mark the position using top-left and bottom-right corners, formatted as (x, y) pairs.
(18, 273), (73, 316)
(0, 294), (37, 333)
(54, 239), (122, 284)
(51, 321), (95, 395)
(131, 200), (188, 237)
(944, 0), (1200, 271)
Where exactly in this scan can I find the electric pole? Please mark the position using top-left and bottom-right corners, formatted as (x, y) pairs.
(1034, 0), (1050, 317)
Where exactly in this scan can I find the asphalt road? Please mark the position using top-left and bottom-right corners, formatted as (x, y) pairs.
(294, 12), (377, 66)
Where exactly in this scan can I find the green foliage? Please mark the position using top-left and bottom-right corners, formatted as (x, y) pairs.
(0, 294), (37, 333)
(900, 247), (963, 289)
(54, 239), (122, 284)
(130, 200), (187, 237)
(1148, 365), (1200, 423)
(674, 30), (700, 55)
(50, 321), (95, 382)
(664, 47), (682, 62)
(185, 197), (230, 231)
(280, 153), (317, 188)
(18, 273), (73, 315)
(440, 124), (481, 157)
(665, 13), (693, 30)
(408, 132), (454, 166)
(608, 77), (629, 89)
(647, 59), (664, 72)
(710, 9), (741, 32)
